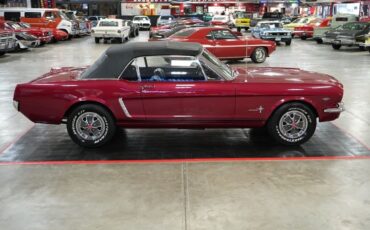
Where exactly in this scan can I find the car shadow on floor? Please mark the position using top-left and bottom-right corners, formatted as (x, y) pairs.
(0, 122), (369, 162)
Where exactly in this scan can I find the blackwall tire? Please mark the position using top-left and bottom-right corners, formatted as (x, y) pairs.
(94, 38), (100, 43)
(267, 103), (316, 146)
(332, 44), (341, 50)
(285, 39), (292, 46)
(67, 104), (116, 148)
(316, 39), (323, 44)
(251, 47), (267, 63)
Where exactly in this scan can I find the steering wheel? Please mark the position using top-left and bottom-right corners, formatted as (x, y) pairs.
(150, 68), (165, 81)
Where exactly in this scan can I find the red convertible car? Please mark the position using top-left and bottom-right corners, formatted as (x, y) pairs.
(13, 42), (344, 148)
(165, 27), (276, 63)
(293, 18), (331, 40)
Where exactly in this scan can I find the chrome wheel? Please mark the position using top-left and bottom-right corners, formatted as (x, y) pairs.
(251, 47), (267, 63)
(75, 112), (106, 141)
(278, 110), (308, 139)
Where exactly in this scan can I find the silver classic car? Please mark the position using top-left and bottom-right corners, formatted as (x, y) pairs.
(251, 21), (292, 45)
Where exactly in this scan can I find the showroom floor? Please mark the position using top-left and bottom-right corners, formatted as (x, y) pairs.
(0, 32), (370, 230)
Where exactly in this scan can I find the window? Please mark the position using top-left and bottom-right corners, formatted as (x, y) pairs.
(4, 12), (20, 22)
(120, 60), (138, 81)
(99, 21), (118, 27)
(172, 28), (195, 37)
(212, 30), (236, 40)
(25, 12), (41, 18)
(200, 60), (222, 81)
(136, 56), (205, 82)
(44, 11), (55, 20)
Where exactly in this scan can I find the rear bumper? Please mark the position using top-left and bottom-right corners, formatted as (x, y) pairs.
(93, 33), (123, 38)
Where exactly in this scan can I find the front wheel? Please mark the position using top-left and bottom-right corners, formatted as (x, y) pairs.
(267, 103), (316, 146)
(95, 38), (100, 43)
(251, 47), (267, 63)
(300, 36), (307, 40)
(332, 44), (341, 50)
(67, 104), (116, 148)
(285, 39), (292, 46)
(316, 39), (323, 44)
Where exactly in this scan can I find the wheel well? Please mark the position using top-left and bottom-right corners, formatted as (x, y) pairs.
(63, 101), (116, 121)
(268, 100), (319, 121)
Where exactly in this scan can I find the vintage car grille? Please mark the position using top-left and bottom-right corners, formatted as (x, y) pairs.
(140, 23), (150, 26)
(268, 32), (288, 36)
(0, 32), (13, 38)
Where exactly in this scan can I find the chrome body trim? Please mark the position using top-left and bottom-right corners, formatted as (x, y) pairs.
(324, 102), (345, 113)
(118, 98), (132, 118)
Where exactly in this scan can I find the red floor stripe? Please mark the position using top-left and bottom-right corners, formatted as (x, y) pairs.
(1, 155), (370, 166)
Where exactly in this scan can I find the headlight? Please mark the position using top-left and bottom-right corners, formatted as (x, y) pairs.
(91, 29), (95, 33)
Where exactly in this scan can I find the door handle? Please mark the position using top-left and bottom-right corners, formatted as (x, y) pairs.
(141, 85), (154, 90)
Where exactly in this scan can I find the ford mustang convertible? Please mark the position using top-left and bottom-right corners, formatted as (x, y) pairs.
(13, 42), (344, 147)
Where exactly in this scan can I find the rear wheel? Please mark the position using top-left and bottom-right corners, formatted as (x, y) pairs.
(316, 39), (323, 44)
(244, 27), (249, 31)
(94, 37), (100, 43)
(67, 104), (116, 148)
(135, 29), (139, 36)
(300, 36), (307, 40)
(237, 27), (241, 32)
(359, 46), (366, 51)
(332, 44), (341, 50)
(0, 52), (5, 56)
(285, 39), (292, 46)
(251, 47), (267, 63)
(267, 103), (316, 146)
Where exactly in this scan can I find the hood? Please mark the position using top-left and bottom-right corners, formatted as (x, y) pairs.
(233, 67), (341, 86)
(31, 67), (86, 84)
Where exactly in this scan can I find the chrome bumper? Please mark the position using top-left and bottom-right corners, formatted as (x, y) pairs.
(324, 102), (345, 113)
(13, 100), (19, 111)
(323, 37), (359, 46)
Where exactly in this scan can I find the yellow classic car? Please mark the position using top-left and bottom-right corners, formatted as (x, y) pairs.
(284, 16), (317, 33)
(233, 11), (251, 32)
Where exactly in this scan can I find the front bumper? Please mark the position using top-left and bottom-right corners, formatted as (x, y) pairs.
(323, 37), (360, 46)
(261, 36), (291, 42)
(324, 102), (345, 113)
(293, 31), (313, 38)
(138, 23), (151, 29)
(18, 39), (40, 49)
(0, 38), (16, 52)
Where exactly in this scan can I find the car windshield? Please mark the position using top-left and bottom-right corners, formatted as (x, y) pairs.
(99, 21), (119, 27)
(260, 23), (282, 29)
(134, 17), (148, 21)
(171, 28), (195, 37)
(65, 12), (77, 20)
(341, 22), (367, 31)
(200, 50), (235, 80)
(213, 16), (226, 21)
(160, 16), (173, 20)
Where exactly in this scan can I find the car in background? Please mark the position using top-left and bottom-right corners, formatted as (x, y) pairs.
(233, 11), (251, 32)
(133, 16), (151, 30)
(251, 21), (292, 45)
(323, 21), (370, 50)
(88, 16), (106, 27)
(149, 23), (209, 40)
(203, 13), (214, 22)
(360, 31), (370, 52)
(124, 20), (139, 37)
(165, 27), (276, 63)
(5, 21), (53, 44)
(0, 20), (40, 49)
(149, 22), (178, 38)
(13, 41), (345, 147)
(284, 17), (317, 33)
(65, 11), (91, 35)
(176, 17), (204, 25)
(18, 22), (68, 42)
(250, 12), (284, 27)
(313, 14), (358, 44)
(210, 15), (232, 27)
(0, 27), (16, 56)
(0, 8), (77, 38)
(293, 18), (331, 40)
(157, 15), (175, 26)
(92, 19), (130, 43)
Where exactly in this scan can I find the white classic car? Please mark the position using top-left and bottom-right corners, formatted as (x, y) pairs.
(132, 16), (151, 30)
(92, 19), (130, 43)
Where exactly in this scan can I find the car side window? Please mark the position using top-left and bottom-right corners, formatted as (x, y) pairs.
(200, 60), (223, 81)
(136, 56), (206, 82)
(212, 30), (236, 40)
(44, 11), (54, 20)
(120, 60), (139, 81)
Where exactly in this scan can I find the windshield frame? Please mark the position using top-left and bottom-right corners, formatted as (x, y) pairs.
(198, 49), (235, 81)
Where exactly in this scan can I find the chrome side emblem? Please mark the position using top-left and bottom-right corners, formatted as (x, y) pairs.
(118, 98), (132, 118)
(249, 106), (264, 114)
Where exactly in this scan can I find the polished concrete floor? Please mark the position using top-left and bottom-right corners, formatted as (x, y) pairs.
(0, 32), (370, 229)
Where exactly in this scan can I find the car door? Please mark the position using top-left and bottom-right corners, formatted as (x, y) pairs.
(211, 29), (247, 59)
(137, 55), (235, 121)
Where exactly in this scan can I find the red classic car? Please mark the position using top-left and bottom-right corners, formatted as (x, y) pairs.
(18, 22), (68, 42)
(5, 21), (53, 44)
(13, 42), (344, 148)
(165, 27), (276, 63)
(293, 18), (331, 40)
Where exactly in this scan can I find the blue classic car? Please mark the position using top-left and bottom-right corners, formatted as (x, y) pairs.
(251, 21), (292, 46)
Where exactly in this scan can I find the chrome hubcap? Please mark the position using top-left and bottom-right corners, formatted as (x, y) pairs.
(278, 110), (308, 139)
(255, 48), (265, 62)
(75, 112), (106, 141)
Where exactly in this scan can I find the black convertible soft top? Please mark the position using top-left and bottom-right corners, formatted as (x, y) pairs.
(81, 41), (204, 79)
